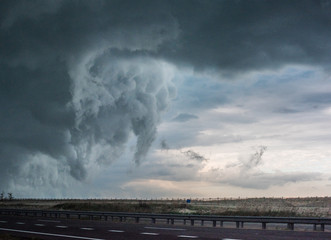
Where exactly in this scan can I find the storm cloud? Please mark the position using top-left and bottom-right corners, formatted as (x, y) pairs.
(1, 0), (331, 196)
(0, 0), (179, 190)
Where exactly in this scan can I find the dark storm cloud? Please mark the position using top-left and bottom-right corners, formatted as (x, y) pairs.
(0, 0), (178, 189)
(1, 0), (330, 193)
(2, 0), (331, 71)
(160, 0), (331, 73)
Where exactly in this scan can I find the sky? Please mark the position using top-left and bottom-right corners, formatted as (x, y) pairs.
(0, 0), (331, 198)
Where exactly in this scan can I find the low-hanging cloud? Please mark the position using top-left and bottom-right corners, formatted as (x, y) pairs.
(181, 149), (208, 162)
(209, 146), (319, 189)
(0, 0), (178, 192)
(69, 52), (176, 176)
(159, 139), (207, 162)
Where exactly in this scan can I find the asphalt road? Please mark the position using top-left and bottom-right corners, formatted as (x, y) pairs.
(0, 215), (330, 240)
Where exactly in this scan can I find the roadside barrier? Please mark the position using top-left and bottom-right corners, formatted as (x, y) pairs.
(0, 208), (330, 231)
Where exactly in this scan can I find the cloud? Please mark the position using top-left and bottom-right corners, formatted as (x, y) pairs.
(160, 139), (170, 151)
(0, 0), (179, 191)
(158, 0), (331, 73)
(181, 149), (208, 162)
(124, 146), (208, 183)
(172, 113), (198, 122)
(1, 0), (331, 196)
(218, 171), (320, 190)
(241, 146), (267, 170)
(2, 0), (331, 74)
(70, 52), (177, 169)
(206, 146), (320, 189)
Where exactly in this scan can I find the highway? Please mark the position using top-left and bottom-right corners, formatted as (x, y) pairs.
(1, 215), (330, 240)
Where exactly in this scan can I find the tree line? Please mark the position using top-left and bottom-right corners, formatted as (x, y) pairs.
(0, 191), (13, 201)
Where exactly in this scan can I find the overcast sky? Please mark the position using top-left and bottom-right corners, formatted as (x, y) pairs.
(1, 0), (331, 198)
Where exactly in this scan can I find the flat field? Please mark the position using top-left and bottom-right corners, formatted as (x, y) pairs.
(0, 197), (330, 217)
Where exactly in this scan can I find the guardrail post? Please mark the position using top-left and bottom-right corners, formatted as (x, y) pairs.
(220, 221), (223, 227)
(287, 223), (294, 230)
(321, 224), (325, 232)
(313, 224), (317, 231)
(236, 221), (240, 228)
(135, 217), (139, 223)
(151, 218), (155, 224)
(66, 214), (70, 219)
(167, 218), (170, 224)
(201, 220), (204, 226)
(120, 216), (123, 222)
(191, 219), (194, 226)
(171, 219), (174, 225)
(212, 220), (216, 227)
(262, 222), (267, 230)
(104, 216), (108, 221)
(240, 222), (244, 228)
(184, 219), (186, 225)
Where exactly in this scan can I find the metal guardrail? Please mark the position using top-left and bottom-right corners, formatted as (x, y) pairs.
(0, 208), (330, 231)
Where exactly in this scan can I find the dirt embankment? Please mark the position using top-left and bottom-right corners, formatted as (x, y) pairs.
(1, 197), (330, 217)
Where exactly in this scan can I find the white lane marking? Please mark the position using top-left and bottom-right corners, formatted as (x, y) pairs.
(178, 235), (199, 239)
(16, 222), (25, 225)
(145, 226), (186, 231)
(56, 225), (69, 228)
(80, 228), (94, 231)
(35, 224), (45, 226)
(108, 230), (124, 233)
(0, 221), (7, 223)
(223, 239), (242, 240)
(141, 232), (160, 235)
(38, 219), (61, 223)
(0, 228), (105, 240)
